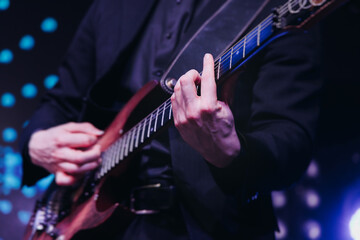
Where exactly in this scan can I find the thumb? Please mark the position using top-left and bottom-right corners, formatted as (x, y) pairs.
(55, 171), (78, 186)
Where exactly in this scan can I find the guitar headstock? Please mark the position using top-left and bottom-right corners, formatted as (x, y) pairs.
(273, 0), (349, 30)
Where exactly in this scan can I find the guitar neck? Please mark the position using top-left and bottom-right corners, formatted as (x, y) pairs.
(96, 99), (173, 179)
(96, 0), (349, 180)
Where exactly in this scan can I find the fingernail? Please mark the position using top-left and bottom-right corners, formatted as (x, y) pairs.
(205, 53), (211, 60)
(95, 130), (104, 135)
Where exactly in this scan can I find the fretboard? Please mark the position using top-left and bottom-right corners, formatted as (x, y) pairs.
(96, 99), (173, 179)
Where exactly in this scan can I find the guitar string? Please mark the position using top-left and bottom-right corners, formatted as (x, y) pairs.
(99, 0), (321, 174)
(212, 0), (319, 71)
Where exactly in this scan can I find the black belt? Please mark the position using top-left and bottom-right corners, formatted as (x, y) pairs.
(130, 183), (177, 215)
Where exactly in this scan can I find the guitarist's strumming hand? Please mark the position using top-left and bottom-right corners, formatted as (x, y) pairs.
(28, 122), (103, 186)
(171, 53), (240, 167)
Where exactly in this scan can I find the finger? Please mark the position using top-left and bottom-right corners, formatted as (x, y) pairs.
(62, 122), (104, 136)
(55, 171), (78, 186)
(55, 132), (98, 148)
(58, 161), (100, 175)
(178, 70), (200, 106)
(53, 145), (101, 165)
(200, 53), (217, 105)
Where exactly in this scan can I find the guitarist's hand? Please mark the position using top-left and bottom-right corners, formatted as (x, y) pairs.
(171, 53), (241, 168)
(28, 122), (103, 186)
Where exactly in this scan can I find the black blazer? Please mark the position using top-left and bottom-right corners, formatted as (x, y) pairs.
(20, 0), (322, 238)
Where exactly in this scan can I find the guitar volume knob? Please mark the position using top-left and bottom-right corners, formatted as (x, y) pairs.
(160, 78), (177, 94)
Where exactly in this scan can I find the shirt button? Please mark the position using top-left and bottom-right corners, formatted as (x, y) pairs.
(176, 0), (182, 4)
(153, 70), (163, 77)
(166, 32), (172, 39)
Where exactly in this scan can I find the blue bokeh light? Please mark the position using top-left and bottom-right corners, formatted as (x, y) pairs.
(2, 128), (17, 142)
(21, 186), (37, 198)
(1, 92), (16, 107)
(0, 49), (13, 64)
(4, 152), (22, 168)
(3, 174), (21, 190)
(36, 174), (54, 191)
(23, 120), (29, 128)
(19, 35), (35, 50)
(350, 208), (360, 240)
(0, 0), (10, 11)
(21, 83), (38, 98)
(18, 211), (32, 225)
(0, 200), (13, 214)
(41, 17), (58, 33)
(44, 74), (59, 89)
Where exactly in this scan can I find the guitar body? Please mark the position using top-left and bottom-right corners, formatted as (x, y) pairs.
(23, 80), (170, 240)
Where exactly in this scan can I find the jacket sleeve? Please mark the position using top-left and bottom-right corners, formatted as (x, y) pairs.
(211, 29), (322, 193)
(19, 1), (99, 186)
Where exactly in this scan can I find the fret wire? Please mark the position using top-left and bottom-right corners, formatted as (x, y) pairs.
(106, 145), (114, 172)
(141, 119), (146, 143)
(115, 138), (122, 164)
(102, 148), (110, 174)
(129, 128), (136, 153)
(119, 135), (125, 160)
(147, 113), (153, 138)
(161, 102), (166, 126)
(217, 56), (221, 80)
(100, 152), (106, 176)
(111, 140), (118, 167)
(124, 132), (131, 157)
(230, 47), (233, 69)
(154, 107), (159, 132)
(169, 103), (172, 120)
(257, 24), (261, 46)
(243, 35), (247, 58)
(135, 121), (141, 148)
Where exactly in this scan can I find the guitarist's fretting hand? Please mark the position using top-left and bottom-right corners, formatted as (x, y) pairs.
(171, 53), (241, 168)
(28, 122), (103, 186)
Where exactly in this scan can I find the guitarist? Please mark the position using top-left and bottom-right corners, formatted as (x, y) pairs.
(20, 0), (322, 239)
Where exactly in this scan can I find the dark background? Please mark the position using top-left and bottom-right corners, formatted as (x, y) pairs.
(0, 0), (360, 239)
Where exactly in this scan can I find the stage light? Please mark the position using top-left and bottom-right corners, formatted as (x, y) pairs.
(349, 208), (360, 240)
(19, 35), (35, 50)
(21, 186), (37, 198)
(0, 49), (13, 64)
(275, 220), (287, 239)
(44, 74), (59, 89)
(2, 128), (17, 142)
(21, 83), (37, 98)
(3, 174), (21, 190)
(22, 120), (29, 128)
(18, 210), (31, 225)
(41, 17), (58, 33)
(36, 174), (54, 191)
(0, 200), (12, 214)
(4, 152), (21, 168)
(0, 0), (9, 11)
(272, 191), (287, 208)
(1, 92), (15, 107)
(306, 159), (319, 178)
(305, 189), (321, 208)
(304, 220), (321, 239)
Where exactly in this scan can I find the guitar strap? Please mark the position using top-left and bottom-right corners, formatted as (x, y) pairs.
(166, 0), (270, 236)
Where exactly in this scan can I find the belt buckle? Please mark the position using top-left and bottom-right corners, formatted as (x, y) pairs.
(130, 183), (161, 215)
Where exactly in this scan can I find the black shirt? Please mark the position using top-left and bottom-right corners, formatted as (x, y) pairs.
(120, 0), (211, 186)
